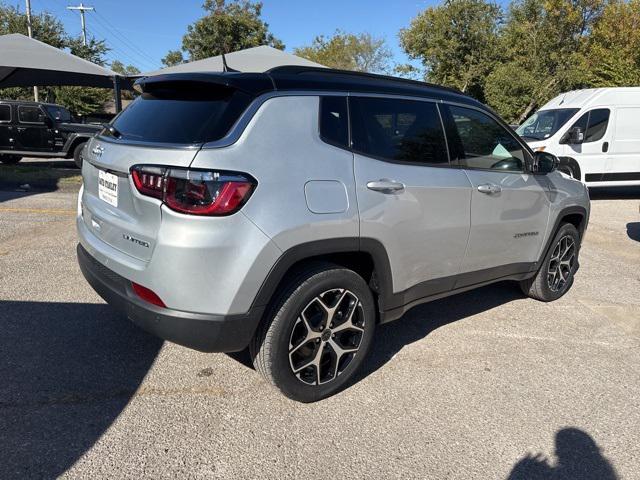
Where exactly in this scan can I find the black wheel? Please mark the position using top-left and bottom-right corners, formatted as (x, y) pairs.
(0, 154), (22, 165)
(250, 263), (376, 402)
(73, 142), (86, 168)
(520, 223), (580, 301)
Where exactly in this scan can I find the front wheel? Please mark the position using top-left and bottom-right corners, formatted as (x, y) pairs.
(520, 223), (580, 301)
(0, 154), (22, 165)
(250, 263), (376, 402)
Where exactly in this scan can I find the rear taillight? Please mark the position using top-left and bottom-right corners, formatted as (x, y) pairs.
(130, 165), (255, 216)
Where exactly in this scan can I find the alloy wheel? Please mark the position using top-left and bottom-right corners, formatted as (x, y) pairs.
(547, 235), (576, 292)
(288, 289), (365, 386)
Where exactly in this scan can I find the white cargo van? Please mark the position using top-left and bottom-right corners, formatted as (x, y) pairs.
(517, 87), (640, 187)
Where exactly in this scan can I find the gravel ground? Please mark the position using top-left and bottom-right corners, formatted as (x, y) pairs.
(0, 166), (639, 479)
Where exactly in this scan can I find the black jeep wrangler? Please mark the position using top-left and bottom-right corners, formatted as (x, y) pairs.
(0, 100), (102, 167)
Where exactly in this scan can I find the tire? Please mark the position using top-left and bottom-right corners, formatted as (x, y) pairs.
(0, 154), (22, 165)
(520, 223), (580, 301)
(73, 142), (86, 168)
(250, 263), (376, 402)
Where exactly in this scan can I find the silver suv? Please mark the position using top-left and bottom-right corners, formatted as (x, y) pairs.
(77, 67), (590, 402)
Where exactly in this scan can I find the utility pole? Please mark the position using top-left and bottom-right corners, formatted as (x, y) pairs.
(67, 3), (94, 46)
(25, 0), (38, 101)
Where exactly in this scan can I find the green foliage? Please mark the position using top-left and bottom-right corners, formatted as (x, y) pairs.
(179, 0), (284, 61)
(161, 50), (185, 67)
(294, 31), (392, 73)
(400, 0), (502, 101)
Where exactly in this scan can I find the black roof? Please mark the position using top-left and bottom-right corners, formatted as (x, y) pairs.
(136, 66), (484, 110)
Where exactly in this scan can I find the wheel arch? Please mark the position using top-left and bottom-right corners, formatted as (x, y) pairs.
(64, 134), (92, 157)
(557, 156), (582, 181)
(250, 237), (394, 318)
(538, 205), (588, 266)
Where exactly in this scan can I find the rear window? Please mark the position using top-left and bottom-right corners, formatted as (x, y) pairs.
(350, 97), (449, 165)
(107, 82), (252, 144)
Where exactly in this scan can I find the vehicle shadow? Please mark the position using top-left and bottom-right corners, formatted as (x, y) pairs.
(355, 281), (524, 382)
(507, 427), (618, 480)
(627, 222), (640, 242)
(0, 301), (163, 478)
(0, 160), (81, 203)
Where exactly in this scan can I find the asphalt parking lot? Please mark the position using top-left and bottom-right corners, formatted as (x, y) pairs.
(1, 160), (639, 479)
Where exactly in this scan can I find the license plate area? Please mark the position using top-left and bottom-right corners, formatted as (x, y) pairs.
(98, 169), (119, 207)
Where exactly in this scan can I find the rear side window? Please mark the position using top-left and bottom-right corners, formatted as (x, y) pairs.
(108, 82), (252, 144)
(443, 105), (527, 172)
(18, 106), (44, 124)
(319, 96), (348, 148)
(567, 108), (610, 143)
(0, 105), (10, 122)
(349, 97), (449, 165)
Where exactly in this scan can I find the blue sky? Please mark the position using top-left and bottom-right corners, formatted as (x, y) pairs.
(26, 0), (435, 72)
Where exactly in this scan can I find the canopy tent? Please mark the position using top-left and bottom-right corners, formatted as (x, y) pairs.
(141, 45), (325, 76)
(0, 33), (130, 111)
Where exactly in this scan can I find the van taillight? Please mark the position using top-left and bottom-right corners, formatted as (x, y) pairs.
(130, 165), (255, 216)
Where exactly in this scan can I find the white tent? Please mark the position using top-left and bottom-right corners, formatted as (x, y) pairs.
(142, 45), (325, 76)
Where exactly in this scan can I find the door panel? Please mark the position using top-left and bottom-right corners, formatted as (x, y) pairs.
(16, 105), (54, 152)
(604, 107), (640, 183)
(461, 170), (550, 276)
(562, 108), (612, 182)
(355, 154), (472, 298)
(0, 104), (12, 150)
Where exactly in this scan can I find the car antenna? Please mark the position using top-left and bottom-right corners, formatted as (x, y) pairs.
(221, 43), (238, 73)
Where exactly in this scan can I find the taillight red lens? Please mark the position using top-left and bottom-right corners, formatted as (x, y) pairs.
(131, 166), (164, 199)
(131, 282), (166, 308)
(130, 165), (255, 216)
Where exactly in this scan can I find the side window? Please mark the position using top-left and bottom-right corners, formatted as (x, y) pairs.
(350, 97), (449, 165)
(18, 106), (45, 124)
(567, 109), (610, 143)
(443, 105), (527, 172)
(0, 105), (10, 122)
(319, 96), (348, 148)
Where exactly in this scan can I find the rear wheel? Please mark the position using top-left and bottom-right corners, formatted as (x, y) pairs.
(0, 154), (22, 165)
(520, 223), (580, 301)
(250, 263), (376, 402)
(73, 142), (86, 168)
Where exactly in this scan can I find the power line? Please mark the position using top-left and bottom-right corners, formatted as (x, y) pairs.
(66, 3), (94, 46)
(92, 10), (157, 66)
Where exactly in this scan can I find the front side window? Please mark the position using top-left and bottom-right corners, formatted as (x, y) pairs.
(444, 105), (527, 172)
(0, 105), (10, 122)
(350, 97), (449, 165)
(45, 105), (72, 122)
(516, 108), (579, 141)
(18, 106), (45, 124)
(566, 108), (610, 143)
(319, 96), (348, 148)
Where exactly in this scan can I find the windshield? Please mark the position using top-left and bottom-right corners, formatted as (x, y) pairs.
(516, 108), (579, 141)
(107, 82), (252, 145)
(45, 105), (72, 122)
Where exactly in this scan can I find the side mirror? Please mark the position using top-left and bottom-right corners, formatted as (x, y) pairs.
(533, 151), (558, 174)
(562, 126), (585, 145)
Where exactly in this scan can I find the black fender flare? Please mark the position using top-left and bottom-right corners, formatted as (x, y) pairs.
(249, 237), (394, 314)
(557, 156), (582, 181)
(537, 205), (588, 267)
(63, 133), (94, 156)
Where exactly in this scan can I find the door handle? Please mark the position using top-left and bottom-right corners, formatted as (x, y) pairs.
(602, 142), (609, 153)
(477, 183), (502, 194)
(366, 179), (405, 194)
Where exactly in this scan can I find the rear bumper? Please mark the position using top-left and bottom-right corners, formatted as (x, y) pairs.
(77, 243), (263, 352)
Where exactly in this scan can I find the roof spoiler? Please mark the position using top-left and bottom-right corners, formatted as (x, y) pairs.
(134, 72), (274, 96)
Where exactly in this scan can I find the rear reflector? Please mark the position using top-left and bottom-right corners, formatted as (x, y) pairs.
(130, 165), (255, 216)
(131, 282), (166, 308)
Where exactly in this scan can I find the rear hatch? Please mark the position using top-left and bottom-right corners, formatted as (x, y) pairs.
(80, 77), (260, 261)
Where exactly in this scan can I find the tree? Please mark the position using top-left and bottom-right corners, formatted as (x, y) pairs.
(161, 50), (185, 67)
(111, 60), (141, 76)
(294, 31), (392, 73)
(399, 0), (502, 101)
(53, 36), (112, 115)
(584, 0), (640, 87)
(485, 0), (606, 123)
(179, 0), (284, 61)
